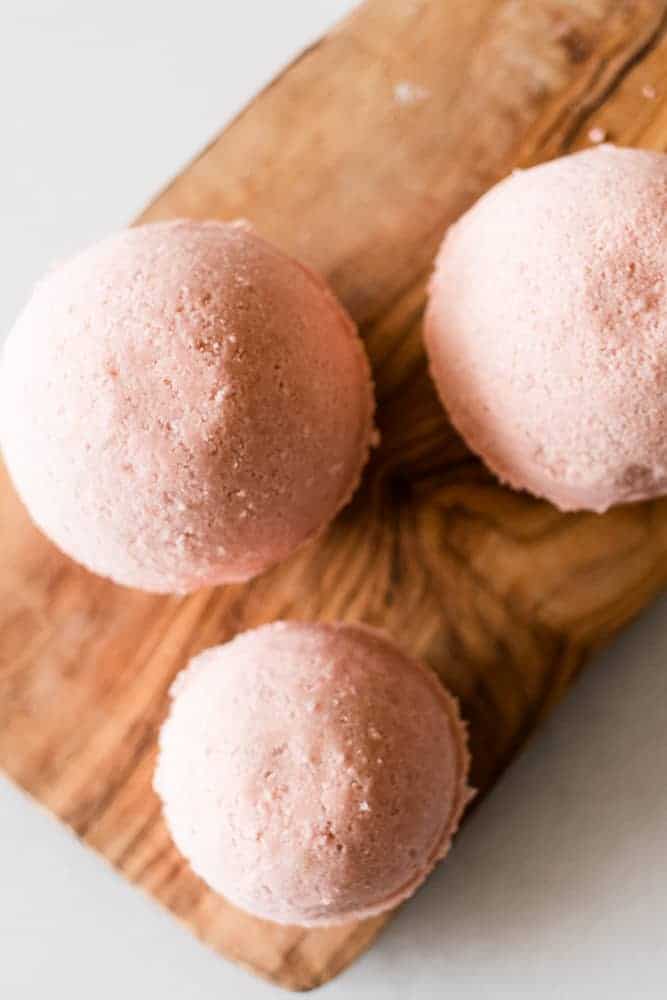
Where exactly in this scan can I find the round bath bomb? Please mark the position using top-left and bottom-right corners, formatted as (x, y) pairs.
(425, 145), (667, 512)
(0, 220), (374, 592)
(154, 621), (471, 926)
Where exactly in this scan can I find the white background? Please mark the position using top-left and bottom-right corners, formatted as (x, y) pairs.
(1, 2), (666, 997)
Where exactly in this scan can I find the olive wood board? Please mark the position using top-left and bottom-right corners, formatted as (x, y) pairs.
(3, 0), (667, 990)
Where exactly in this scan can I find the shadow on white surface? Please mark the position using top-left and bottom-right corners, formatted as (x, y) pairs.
(336, 592), (667, 999)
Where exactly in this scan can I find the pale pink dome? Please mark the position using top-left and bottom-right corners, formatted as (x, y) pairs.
(154, 622), (471, 926)
(0, 221), (374, 591)
(425, 145), (667, 512)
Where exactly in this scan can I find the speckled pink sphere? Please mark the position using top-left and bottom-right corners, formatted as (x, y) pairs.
(154, 622), (471, 927)
(0, 221), (374, 592)
(425, 145), (667, 512)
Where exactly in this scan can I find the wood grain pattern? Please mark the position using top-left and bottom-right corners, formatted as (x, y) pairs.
(3, 0), (667, 990)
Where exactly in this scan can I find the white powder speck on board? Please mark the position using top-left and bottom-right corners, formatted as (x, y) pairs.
(393, 80), (430, 106)
(642, 83), (657, 99)
(588, 126), (607, 144)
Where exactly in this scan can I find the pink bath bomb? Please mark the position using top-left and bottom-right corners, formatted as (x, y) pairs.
(425, 145), (667, 512)
(154, 622), (471, 926)
(0, 221), (374, 592)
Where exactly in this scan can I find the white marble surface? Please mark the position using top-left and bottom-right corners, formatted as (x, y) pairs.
(1, 2), (666, 997)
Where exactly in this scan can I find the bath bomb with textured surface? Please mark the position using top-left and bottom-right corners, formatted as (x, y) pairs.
(154, 621), (471, 926)
(0, 220), (374, 591)
(425, 145), (667, 512)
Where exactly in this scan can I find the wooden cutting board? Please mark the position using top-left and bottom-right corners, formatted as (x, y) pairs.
(3, 0), (667, 990)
